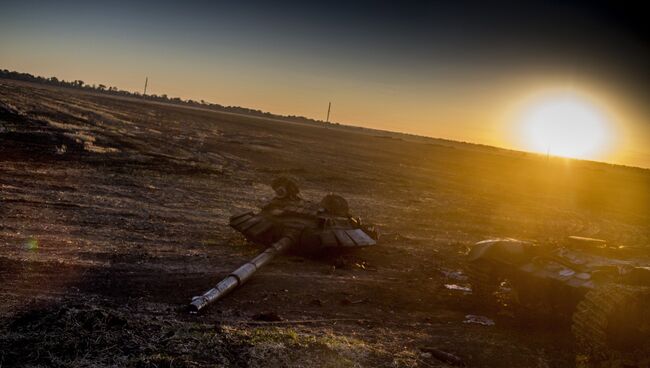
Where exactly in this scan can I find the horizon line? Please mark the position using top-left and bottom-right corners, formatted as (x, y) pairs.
(2, 67), (647, 171)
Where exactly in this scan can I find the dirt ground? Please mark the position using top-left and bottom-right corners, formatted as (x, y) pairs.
(1, 79), (649, 367)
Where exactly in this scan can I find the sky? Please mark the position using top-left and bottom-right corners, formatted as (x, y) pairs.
(1, 0), (649, 167)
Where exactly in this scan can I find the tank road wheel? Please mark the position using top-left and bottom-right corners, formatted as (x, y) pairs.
(271, 177), (300, 200)
(572, 285), (650, 366)
(320, 194), (349, 217)
(467, 260), (501, 308)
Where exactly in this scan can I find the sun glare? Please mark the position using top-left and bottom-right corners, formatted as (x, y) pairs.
(517, 92), (614, 160)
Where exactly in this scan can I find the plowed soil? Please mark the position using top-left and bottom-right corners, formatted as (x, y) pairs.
(1, 79), (649, 367)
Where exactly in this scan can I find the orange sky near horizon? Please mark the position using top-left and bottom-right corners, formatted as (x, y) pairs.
(2, 54), (648, 169)
(1, 2), (649, 168)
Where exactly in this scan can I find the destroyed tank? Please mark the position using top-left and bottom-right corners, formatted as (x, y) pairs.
(467, 237), (650, 365)
(190, 177), (378, 313)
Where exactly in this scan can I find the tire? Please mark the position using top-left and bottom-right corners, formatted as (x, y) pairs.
(572, 285), (650, 367)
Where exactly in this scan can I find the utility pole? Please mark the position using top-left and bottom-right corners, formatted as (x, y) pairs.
(143, 77), (148, 96)
(326, 102), (331, 123)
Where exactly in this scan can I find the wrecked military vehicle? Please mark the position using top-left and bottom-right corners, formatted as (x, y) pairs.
(190, 177), (378, 313)
(467, 236), (650, 365)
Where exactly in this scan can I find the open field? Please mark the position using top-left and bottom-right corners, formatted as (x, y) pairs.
(1, 79), (649, 367)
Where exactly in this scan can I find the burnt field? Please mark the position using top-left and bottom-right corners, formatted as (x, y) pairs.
(1, 79), (649, 367)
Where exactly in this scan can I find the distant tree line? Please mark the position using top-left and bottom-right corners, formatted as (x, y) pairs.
(0, 69), (332, 126)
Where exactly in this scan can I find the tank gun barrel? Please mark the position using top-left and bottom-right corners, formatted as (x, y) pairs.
(189, 231), (298, 313)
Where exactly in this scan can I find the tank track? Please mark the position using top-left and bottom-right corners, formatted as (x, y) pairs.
(572, 285), (650, 367)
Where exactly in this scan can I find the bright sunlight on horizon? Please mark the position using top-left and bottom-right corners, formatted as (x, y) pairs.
(1, 1), (648, 168)
(512, 91), (618, 161)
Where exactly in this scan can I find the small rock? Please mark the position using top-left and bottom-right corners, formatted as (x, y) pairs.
(309, 299), (324, 307)
(420, 347), (465, 366)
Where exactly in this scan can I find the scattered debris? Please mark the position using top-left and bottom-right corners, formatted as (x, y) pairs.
(559, 269), (575, 277)
(444, 284), (472, 292)
(463, 314), (495, 326)
(441, 269), (468, 281)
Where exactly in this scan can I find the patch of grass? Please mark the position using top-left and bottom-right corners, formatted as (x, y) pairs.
(218, 325), (372, 368)
(0, 301), (417, 368)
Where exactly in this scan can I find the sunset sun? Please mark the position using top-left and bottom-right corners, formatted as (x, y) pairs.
(517, 92), (614, 160)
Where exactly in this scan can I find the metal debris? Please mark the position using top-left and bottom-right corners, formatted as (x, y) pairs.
(463, 314), (495, 326)
(444, 284), (472, 292)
